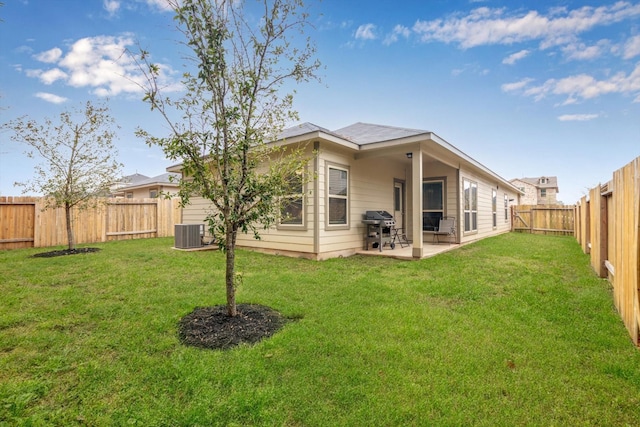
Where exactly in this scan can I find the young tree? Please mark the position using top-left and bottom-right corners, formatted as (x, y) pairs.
(4, 101), (122, 251)
(136, 0), (320, 316)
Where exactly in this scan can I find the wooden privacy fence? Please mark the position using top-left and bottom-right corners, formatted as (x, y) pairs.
(575, 156), (640, 346)
(0, 196), (181, 250)
(511, 205), (575, 235)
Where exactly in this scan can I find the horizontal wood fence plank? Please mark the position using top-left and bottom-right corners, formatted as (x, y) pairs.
(106, 229), (157, 236)
(0, 238), (35, 243)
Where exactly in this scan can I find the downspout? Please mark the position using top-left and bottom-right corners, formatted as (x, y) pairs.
(313, 141), (320, 257)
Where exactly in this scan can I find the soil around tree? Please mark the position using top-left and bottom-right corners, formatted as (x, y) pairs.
(178, 304), (291, 350)
(31, 248), (101, 258)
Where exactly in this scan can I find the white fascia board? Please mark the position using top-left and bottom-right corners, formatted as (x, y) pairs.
(274, 131), (359, 151)
(167, 164), (182, 173)
(357, 133), (432, 151)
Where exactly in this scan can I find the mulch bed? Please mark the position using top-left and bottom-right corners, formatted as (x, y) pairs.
(31, 248), (101, 258)
(178, 304), (290, 350)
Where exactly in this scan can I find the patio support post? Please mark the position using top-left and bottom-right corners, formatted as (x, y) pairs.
(412, 149), (423, 258)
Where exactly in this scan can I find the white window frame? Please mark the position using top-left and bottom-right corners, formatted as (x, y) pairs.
(278, 172), (306, 230)
(326, 163), (349, 229)
(504, 194), (509, 222)
(149, 189), (158, 198)
(492, 189), (497, 228)
(463, 179), (478, 233)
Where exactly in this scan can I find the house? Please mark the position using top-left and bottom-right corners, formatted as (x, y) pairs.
(169, 122), (522, 260)
(510, 176), (559, 205)
(112, 173), (181, 198)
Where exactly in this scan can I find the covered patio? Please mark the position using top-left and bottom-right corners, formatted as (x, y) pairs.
(355, 241), (460, 260)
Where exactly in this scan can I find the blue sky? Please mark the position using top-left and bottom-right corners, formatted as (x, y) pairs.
(1, 0), (639, 203)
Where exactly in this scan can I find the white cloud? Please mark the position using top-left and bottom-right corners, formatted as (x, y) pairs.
(103, 0), (120, 15)
(502, 49), (530, 65)
(562, 40), (610, 61)
(144, 0), (174, 12)
(355, 24), (377, 41)
(34, 47), (62, 63)
(501, 78), (534, 92)
(557, 114), (599, 121)
(28, 35), (180, 97)
(39, 68), (68, 85)
(412, 3), (640, 50)
(503, 63), (640, 103)
(623, 35), (640, 59)
(35, 92), (69, 104)
(383, 25), (411, 46)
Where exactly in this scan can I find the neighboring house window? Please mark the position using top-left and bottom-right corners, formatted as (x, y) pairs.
(540, 177), (548, 184)
(504, 194), (509, 222)
(125, 192), (133, 198)
(540, 188), (547, 198)
(149, 189), (158, 198)
(280, 173), (304, 226)
(423, 179), (444, 231)
(492, 189), (497, 228)
(328, 165), (349, 226)
(463, 179), (477, 233)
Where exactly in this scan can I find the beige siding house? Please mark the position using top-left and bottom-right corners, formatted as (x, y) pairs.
(170, 122), (522, 260)
(113, 173), (180, 199)
(510, 176), (559, 205)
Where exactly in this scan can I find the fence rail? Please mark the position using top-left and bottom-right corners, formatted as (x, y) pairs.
(511, 205), (575, 235)
(575, 156), (640, 347)
(0, 196), (181, 250)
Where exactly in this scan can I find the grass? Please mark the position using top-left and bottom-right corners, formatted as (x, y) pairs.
(1, 233), (639, 426)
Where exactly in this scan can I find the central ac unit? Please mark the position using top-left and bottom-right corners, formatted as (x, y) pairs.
(174, 224), (204, 249)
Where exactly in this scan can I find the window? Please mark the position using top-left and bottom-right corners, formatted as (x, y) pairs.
(540, 188), (547, 198)
(328, 165), (348, 226)
(504, 194), (509, 222)
(280, 173), (304, 226)
(492, 189), (497, 228)
(149, 189), (158, 198)
(463, 179), (477, 233)
(422, 179), (444, 231)
(125, 192), (133, 198)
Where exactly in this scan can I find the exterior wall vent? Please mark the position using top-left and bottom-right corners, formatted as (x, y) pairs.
(174, 224), (203, 249)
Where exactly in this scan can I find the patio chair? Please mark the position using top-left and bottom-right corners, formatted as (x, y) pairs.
(391, 227), (409, 248)
(433, 217), (456, 244)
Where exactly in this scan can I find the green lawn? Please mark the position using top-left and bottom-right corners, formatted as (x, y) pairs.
(1, 233), (639, 426)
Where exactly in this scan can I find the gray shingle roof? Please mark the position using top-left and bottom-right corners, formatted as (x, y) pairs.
(333, 122), (429, 144)
(118, 173), (180, 190)
(279, 122), (338, 140)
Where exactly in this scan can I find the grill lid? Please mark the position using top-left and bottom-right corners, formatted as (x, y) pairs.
(365, 210), (394, 221)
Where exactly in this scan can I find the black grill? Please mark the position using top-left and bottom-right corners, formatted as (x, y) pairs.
(362, 210), (396, 251)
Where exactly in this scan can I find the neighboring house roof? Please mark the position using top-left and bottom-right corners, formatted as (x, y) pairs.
(512, 176), (559, 191)
(115, 172), (181, 193)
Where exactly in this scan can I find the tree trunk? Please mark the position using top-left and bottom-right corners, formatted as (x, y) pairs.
(65, 203), (75, 251)
(225, 224), (238, 317)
